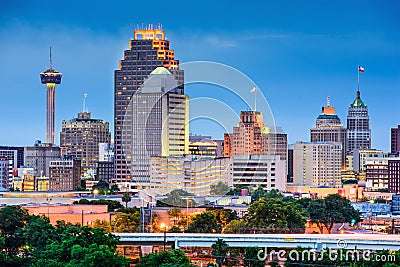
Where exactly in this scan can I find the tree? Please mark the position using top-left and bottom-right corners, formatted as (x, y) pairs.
(122, 192), (132, 208)
(307, 194), (360, 234)
(92, 219), (112, 232)
(0, 205), (29, 255)
(0, 206), (129, 266)
(245, 198), (306, 233)
(226, 184), (248, 196)
(167, 225), (181, 233)
(211, 238), (229, 267)
(167, 207), (182, 225)
(243, 247), (265, 267)
(92, 180), (110, 195)
(223, 219), (248, 234)
(161, 189), (196, 207)
(110, 184), (120, 193)
(187, 212), (222, 233)
(250, 186), (266, 201)
(211, 209), (238, 227)
(136, 249), (194, 267)
(210, 181), (230, 196)
(114, 211), (140, 232)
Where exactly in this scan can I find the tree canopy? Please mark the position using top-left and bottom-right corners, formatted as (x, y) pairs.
(0, 205), (129, 266)
(307, 194), (360, 233)
(187, 212), (222, 233)
(136, 249), (194, 267)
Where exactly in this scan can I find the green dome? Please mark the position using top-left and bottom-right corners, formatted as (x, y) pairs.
(351, 91), (367, 107)
(150, 67), (172, 75)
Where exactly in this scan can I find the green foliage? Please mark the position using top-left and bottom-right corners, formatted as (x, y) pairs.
(0, 205), (29, 255)
(160, 189), (196, 207)
(187, 212), (222, 233)
(110, 184), (120, 192)
(243, 247), (265, 267)
(245, 197), (306, 233)
(210, 181), (230, 196)
(211, 238), (229, 267)
(75, 186), (88, 191)
(136, 249), (194, 267)
(114, 211), (140, 232)
(307, 194), (360, 233)
(0, 206), (129, 266)
(226, 184), (248, 196)
(73, 199), (124, 212)
(167, 225), (181, 233)
(93, 180), (111, 195)
(122, 192), (132, 208)
(210, 209), (239, 227)
(223, 219), (248, 234)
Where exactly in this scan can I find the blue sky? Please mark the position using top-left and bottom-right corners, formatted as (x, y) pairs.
(0, 0), (399, 151)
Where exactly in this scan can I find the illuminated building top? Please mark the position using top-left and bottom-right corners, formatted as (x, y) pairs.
(40, 47), (62, 84)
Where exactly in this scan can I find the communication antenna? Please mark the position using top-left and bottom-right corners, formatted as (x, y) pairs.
(83, 92), (88, 112)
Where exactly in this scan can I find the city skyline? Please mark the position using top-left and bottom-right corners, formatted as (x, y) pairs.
(0, 1), (399, 152)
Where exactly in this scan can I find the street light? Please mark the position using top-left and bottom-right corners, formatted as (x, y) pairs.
(160, 223), (167, 251)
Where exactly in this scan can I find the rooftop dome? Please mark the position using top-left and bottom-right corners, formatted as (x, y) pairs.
(150, 67), (172, 75)
(351, 91), (367, 107)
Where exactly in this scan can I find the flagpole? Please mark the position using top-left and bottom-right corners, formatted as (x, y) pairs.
(358, 65), (360, 92)
(254, 89), (257, 112)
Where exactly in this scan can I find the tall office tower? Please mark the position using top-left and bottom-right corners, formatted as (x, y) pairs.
(0, 146), (24, 168)
(24, 141), (61, 176)
(293, 141), (342, 188)
(310, 97), (347, 167)
(365, 158), (389, 191)
(388, 159), (400, 193)
(391, 125), (400, 154)
(0, 157), (12, 189)
(346, 91), (371, 155)
(353, 149), (388, 173)
(40, 48), (62, 145)
(60, 111), (111, 170)
(223, 111), (287, 162)
(114, 26), (183, 184)
(122, 67), (188, 189)
(49, 159), (81, 191)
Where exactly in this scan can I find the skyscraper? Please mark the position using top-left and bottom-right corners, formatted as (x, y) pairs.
(293, 141), (342, 188)
(124, 67), (188, 188)
(391, 125), (400, 154)
(40, 47), (62, 145)
(346, 91), (371, 155)
(223, 111), (288, 163)
(114, 26), (183, 184)
(310, 97), (346, 167)
(60, 111), (111, 170)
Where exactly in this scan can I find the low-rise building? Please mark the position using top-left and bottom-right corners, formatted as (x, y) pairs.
(49, 159), (81, 191)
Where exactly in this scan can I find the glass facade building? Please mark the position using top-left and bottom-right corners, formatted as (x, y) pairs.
(114, 27), (184, 184)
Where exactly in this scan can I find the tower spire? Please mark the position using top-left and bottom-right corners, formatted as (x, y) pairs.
(50, 46), (52, 70)
(83, 92), (88, 112)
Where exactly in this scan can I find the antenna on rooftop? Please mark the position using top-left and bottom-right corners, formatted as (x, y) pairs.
(49, 46), (52, 70)
(83, 92), (88, 112)
(327, 96), (331, 107)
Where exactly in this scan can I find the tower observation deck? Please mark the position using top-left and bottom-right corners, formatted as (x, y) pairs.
(40, 47), (62, 145)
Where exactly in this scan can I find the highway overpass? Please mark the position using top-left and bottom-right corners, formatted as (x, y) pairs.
(116, 233), (400, 251)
